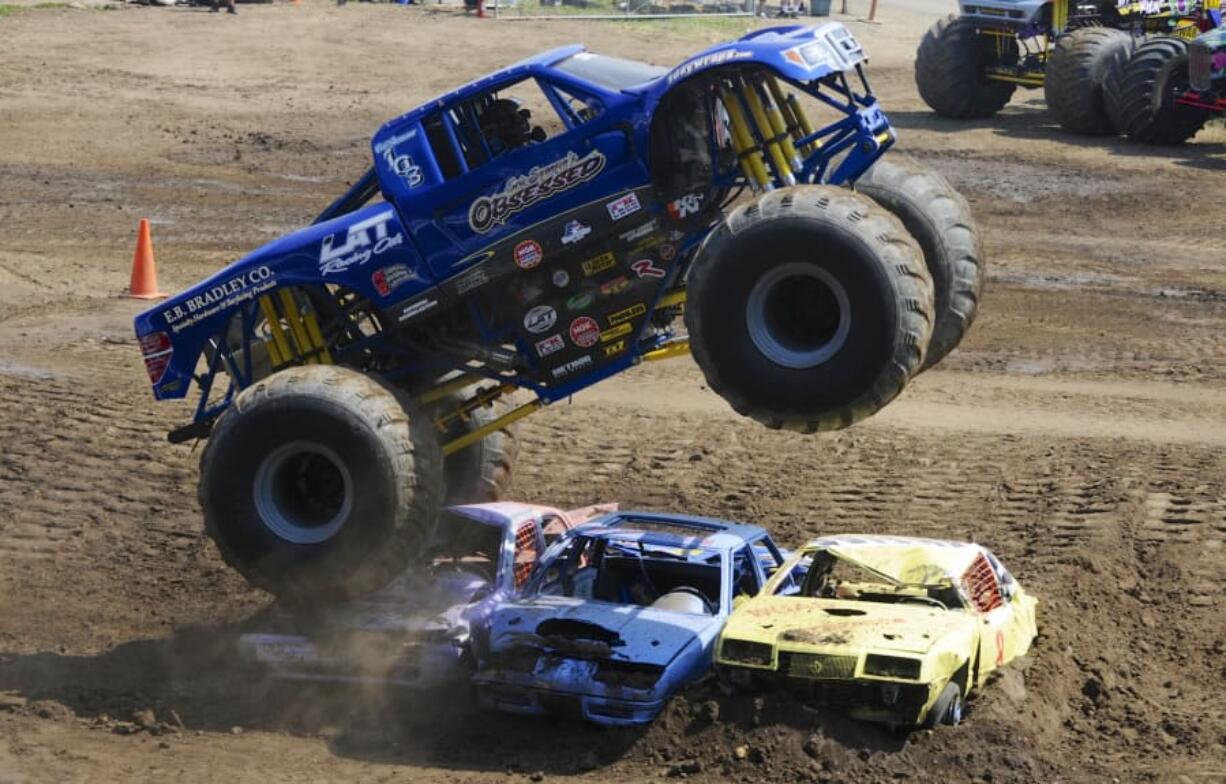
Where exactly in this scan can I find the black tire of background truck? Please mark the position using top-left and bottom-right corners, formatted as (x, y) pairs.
(1104, 36), (1210, 145)
(1044, 27), (1134, 135)
(856, 156), (985, 371)
(915, 15), (1018, 119)
(199, 365), (443, 603)
(684, 186), (934, 433)
(922, 680), (965, 728)
(433, 394), (519, 505)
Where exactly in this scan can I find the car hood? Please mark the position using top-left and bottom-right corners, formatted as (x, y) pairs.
(487, 596), (723, 667)
(726, 596), (972, 655)
(287, 569), (491, 635)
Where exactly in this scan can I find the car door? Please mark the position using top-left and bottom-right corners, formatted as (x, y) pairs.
(963, 551), (1031, 680)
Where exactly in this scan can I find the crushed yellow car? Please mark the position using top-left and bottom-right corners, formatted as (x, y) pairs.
(716, 535), (1038, 728)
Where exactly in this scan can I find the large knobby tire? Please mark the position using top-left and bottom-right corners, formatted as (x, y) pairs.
(435, 395), (519, 505)
(684, 186), (934, 433)
(1044, 27), (1134, 135)
(915, 15), (1018, 119)
(199, 365), (443, 603)
(922, 680), (965, 728)
(857, 156), (984, 371)
(1104, 36), (1210, 145)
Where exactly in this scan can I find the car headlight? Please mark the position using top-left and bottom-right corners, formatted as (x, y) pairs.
(863, 654), (921, 680)
(720, 639), (773, 666)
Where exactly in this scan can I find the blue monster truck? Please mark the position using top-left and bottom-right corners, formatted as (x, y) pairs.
(134, 23), (984, 602)
(915, 1), (1217, 134)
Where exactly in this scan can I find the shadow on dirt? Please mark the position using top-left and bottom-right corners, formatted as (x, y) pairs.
(0, 620), (917, 774)
(888, 103), (1226, 171)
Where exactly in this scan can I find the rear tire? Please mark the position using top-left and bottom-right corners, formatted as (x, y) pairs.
(1104, 36), (1210, 145)
(856, 157), (984, 371)
(915, 15), (1018, 119)
(685, 186), (933, 433)
(435, 395), (519, 505)
(199, 365), (443, 602)
(1044, 27), (1133, 135)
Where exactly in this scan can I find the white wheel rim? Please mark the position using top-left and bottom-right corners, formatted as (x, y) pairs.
(253, 441), (354, 545)
(745, 262), (852, 369)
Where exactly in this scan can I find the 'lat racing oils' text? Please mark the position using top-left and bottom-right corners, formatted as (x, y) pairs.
(468, 150), (606, 234)
(161, 266), (275, 334)
(320, 210), (404, 276)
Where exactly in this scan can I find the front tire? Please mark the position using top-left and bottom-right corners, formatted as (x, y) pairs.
(922, 681), (964, 728)
(915, 15), (1018, 119)
(1104, 36), (1210, 145)
(199, 365), (443, 602)
(1044, 27), (1133, 135)
(685, 186), (934, 433)
(856, 157), (984, 371)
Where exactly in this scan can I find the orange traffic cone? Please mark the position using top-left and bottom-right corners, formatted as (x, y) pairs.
(126, 219), (166, 300)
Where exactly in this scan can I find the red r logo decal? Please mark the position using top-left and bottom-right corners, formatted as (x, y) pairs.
(995, 629), (1006, 667)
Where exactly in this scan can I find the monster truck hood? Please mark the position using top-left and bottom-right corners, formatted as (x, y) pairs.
(724, 596), (972, 656)
(487, 596), (722, 667)
(134, 203), (431, 400)
(638, 22), (869, 99)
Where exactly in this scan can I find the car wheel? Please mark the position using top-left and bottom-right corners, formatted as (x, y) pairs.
(923, 681), (964, 728)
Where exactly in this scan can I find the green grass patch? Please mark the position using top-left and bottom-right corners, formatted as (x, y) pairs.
(0, 2), (72, 15)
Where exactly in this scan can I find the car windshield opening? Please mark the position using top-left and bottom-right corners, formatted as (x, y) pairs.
(785, 551), (964, 610)
(536, 535), (723, 614)
(429, 511), (503, 581)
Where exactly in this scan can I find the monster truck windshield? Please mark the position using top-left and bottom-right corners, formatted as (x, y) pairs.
(553, 52), (667, 91)
(534, 534), (724, 614)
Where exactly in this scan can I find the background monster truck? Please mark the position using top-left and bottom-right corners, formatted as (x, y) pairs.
(134, 23), (984, 603)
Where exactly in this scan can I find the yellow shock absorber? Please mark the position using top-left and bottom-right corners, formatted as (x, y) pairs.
(765, 77), (808, 159)
(785, 94), (819, 156)
(740, 76), (795, 187)
(258, 294), (291, 368)
(1052, 0), (1068, 34)
(301, 305), (333, 365)
(755, 78), (802, 174)
(277, 288), (317, 365)
(718, 86), (772, 190)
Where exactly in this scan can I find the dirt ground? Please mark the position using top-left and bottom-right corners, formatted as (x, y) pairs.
(1, 1), (1225, 782)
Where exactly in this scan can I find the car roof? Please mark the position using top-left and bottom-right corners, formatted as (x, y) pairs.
(445, 502), (560, 529)
(803, 534), (989, 584)
(573, 510), (764, 552)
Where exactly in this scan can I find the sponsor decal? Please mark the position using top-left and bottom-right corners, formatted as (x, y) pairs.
(606, 192), (641, 221)
(618, 220), (657, 244)
(320, 210), (404, 276)
(381, 148), (423, 188)
(565, 292), (593, 311)
(469, 150), (606, 234)
(514, 240), (544, 270)
(667, 49), (752, 84)
(599, 276), (630, 297)
(371, 264), (415, 297)
(161, 265), (276, 334)
(581, 252), (616, 277)
(373, 129), (417, 155)
(603, 339), (627, 358)
(608, 303), (646, 326)
(659, 243), (677, 262)
(551, 354), (592, 379)
(631, 259), (666, 279)
(667, 192), (704, 220)
(454, 266), (490, 295)
(600, 323), (632, 343)
(139, 332), (173, 385)
(523, 305), (557, 334)
(535, 333), (565, 358)
(396, 296), (438, 323)
(561, 220), (592, 246)
(552, 269), (570, 288)
(569, 316), (600, 348)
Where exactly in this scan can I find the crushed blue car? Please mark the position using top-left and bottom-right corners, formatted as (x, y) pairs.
(472, 511), (791, 726)
(133, 24), (980, 603)
(237, 502), (612, 688)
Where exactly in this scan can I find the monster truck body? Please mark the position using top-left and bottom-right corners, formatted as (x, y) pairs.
(135, 24), (983, 602)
